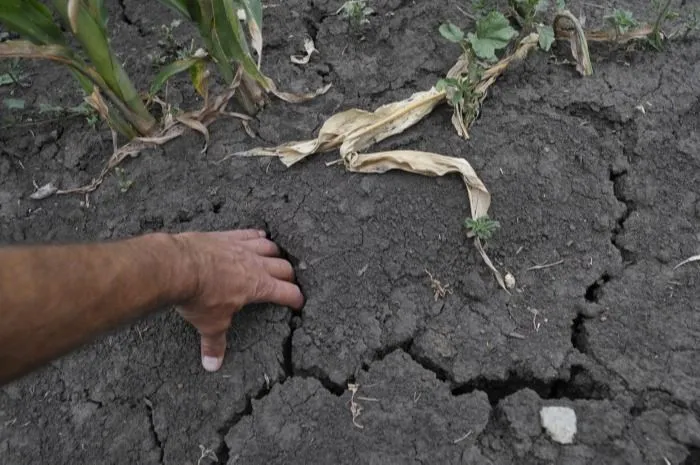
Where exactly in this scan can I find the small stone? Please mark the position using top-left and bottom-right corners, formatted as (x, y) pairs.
(505, 272), (516, 289)
(540, 406), (577, 444)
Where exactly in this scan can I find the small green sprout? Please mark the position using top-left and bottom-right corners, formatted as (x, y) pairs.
(338, 1), (374, 27)
(114, 167), (134, 193)
(465, 216), (501, 241)
(0, 58), (29, 87)
(436, 74), (482, 122)
(605, 9), (638, 36)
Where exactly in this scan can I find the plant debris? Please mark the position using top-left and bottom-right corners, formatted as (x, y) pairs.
(290, 36), (318, 65)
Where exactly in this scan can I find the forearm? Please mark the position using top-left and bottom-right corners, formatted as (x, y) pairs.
(0, 233), (195, 384)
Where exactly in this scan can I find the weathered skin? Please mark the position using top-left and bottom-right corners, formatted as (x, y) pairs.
(0, 230), (303, 384)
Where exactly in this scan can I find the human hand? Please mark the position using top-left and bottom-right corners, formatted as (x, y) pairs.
(173, 229), (304, 372)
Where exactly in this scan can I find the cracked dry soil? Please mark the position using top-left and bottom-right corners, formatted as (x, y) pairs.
(1, 0), (699, 464)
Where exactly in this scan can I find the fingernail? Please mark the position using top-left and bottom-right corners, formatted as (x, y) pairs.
(202, 356), (222, 372)
(258, 230), (267, 237)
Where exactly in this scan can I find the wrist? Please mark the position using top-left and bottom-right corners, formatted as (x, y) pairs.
(149, 233), (200, 305)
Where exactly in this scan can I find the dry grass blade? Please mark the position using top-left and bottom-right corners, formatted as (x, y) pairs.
(57, 80), (252, 196)
(176, 114), (210, 152)
(266, 79), (332, 104)
(344, 150), (505, 289)
(554, 11), (593, 76)
(235, 89), (444, 166)
(674, 255), (700, 270)
(446, 33), (539, 138)
(238, 34), (538, 161)
(474, 238), (506, 290)
(67, 0), (80, 33)
(559, 25), (655, 43)
(344, 150), (490, 218)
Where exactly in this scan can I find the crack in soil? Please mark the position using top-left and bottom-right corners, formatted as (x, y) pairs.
(570, 313), (590, 354)
(584, 272), (611, 304)
(359, 337), (610, 406)
(144, 398), (164, 465)
(682, 447), (700, 465)
(609, 168), (636, 265)
(116, 0), (148, 37)
(451, 363), (611, 405)
(214, 386), (267, 465)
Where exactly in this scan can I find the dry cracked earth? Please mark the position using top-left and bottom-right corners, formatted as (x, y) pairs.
(1, 0), (699, 464)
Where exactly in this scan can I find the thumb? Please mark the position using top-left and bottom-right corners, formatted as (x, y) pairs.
(200, 330), (227, 372)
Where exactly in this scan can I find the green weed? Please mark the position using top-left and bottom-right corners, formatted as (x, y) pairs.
(338, 0), (374, 27)
(439, 11), (516, 62)
(605, 9), (638, 36)
(0, 58), (28, 87)
(465, 216), (501, 241)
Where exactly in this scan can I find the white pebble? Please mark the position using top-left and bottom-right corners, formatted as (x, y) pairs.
(540, 406), (577, 444)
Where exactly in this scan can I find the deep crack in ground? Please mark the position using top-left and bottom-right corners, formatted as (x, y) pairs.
(145, 398), (164, 465)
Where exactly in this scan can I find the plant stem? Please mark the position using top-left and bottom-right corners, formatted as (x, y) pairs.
(653, 0), (673, 36)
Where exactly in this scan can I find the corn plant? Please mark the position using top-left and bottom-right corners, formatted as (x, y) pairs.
(155, 0), (270, 114)
(0, 0), (157, 139)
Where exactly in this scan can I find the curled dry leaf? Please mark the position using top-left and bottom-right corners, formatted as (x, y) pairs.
(67, 0), (80, 33)
(57, 77), (253, 196)
(504, 272), (516, 289)
(235, 88), (444, 165)
(553, 11), (593, 76)
(290, 36), (318, 65)
(176, 114), (210, 153)
(553, 21), (654, 44)
(266, 79), (332, 105)
(30, 182), (58, 200)
(446, 33), (539, 138)
(344, 150), (507, 289)
(344, 151), (490, 218)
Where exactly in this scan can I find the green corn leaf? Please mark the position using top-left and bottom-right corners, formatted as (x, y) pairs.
(212, 0), (266, 85)
(0, 0), (66, 45)
(537, 24), (555, 51)
(467, 11), (517, 60)
(0, 40), (144, 137)
(236, 0), (262, 29)
(439, 22), (465, 43)
(236, 0), (263, 63)
(150, 56), (206, 96)
(53, 0), (155, 134)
